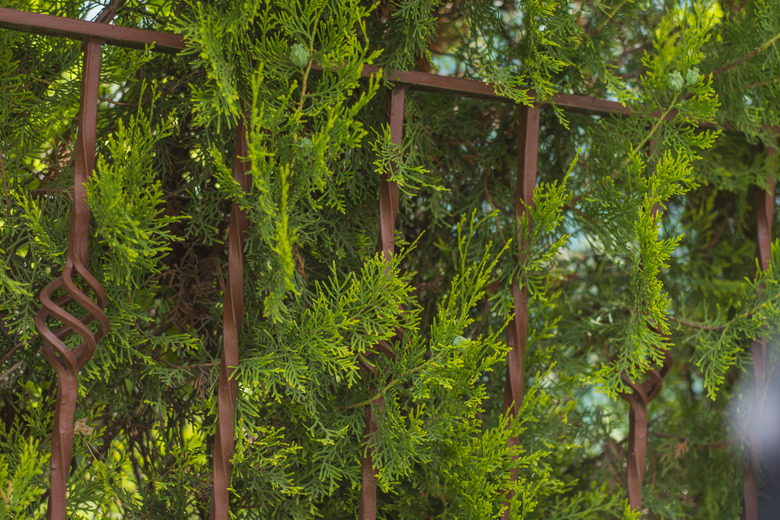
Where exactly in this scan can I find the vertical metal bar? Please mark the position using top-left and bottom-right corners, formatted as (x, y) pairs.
(359, 397), (381, 520)
(742, 134), (777, 520)
(620, 364), (665, 510)
(503, 105), (539, 417)
(621, 359), (672, 509)
(378, 88), (404, 259)
(743, 463), (758, 520)
(619, 139), (673, 512)
(501, 104), (540, 519)
(34, 38), (109, 520)
(211, 120), (250, 520)
(359, 87), (404, 520)
(751, 138), (776, 387)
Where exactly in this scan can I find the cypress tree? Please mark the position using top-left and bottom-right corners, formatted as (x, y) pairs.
(1, 0), (780, 518)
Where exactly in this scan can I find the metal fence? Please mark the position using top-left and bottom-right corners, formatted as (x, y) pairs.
(0, 6), (773, 519)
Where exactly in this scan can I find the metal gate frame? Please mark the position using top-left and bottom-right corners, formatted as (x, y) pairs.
(0, 6), (774, 519)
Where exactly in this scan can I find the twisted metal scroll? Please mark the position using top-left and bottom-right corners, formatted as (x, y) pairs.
(743, 135), (777, 520)
(619, 352), (672, 510)
(33, 38), (109, 520)
(211, 119), (251, 520)
(501, 105), (540, 519)
(358, 87), (405, 520)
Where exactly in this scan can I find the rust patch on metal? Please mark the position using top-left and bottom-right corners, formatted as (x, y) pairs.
(210, 119), (251, 520)
(34, 38), (109, 520)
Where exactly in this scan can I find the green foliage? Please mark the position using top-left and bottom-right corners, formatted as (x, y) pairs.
(375, 0), (442, 71)
(87, 99), (182, 288)
(3, 0), (780, 518)
(0, 433), (48, 518)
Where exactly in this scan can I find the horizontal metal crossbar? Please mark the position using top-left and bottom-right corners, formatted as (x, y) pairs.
(0, 7), (185, 52)
(359, 65), (631, 115)
(0, 7), (629, 116)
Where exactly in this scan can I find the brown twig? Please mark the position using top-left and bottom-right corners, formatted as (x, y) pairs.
(669, 316), (724, 331)
(710, 31), (780, 79)
(589, 0), (630, 39)
(156, 358), (219, 371)
(0, 336), (38, 369)
(98, 95), (137, 106)
(93, 0), (126, 24)
(0, 360), (24, 385)
(0, 153), (8, 218)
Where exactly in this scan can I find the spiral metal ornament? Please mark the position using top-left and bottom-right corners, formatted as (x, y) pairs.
(359, 87), (405, 520)
(33, 38), (108, 520)
(619, 352), (672, 510)
(210, 119), (251, 520)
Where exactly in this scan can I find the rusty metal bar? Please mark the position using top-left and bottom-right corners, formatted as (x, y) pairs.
(0, 6), (699, 123)
(619, 352), (672, 510)
(210, 120), (251, 520)
(378, 88), (404, 259)
(500, 105), (540, 519)
(743, 134), (777, 520)
(358, 87), (405, 520)
(743, 459), (758, 520)
(0, 7), (719, 128)
(0, 7), (184, 52)
(0, 6), (673, 122)
(311, 63), (630, 116)
(755, 144), (775, 276)
(359, 392), (381, 520)
(615, 141), (674, 511)
(360, 66), (718, 129)
(33, 38), (109, 520)
(503, 105), (540, 417)
(0, 7), (632, 114)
